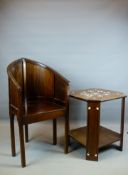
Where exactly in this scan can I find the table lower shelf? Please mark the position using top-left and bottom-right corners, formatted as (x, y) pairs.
(69, 126), (120, 149)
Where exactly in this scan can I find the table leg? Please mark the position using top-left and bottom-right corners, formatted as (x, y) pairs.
(86, 101), (100, 161)
(119, 97), (125, 151)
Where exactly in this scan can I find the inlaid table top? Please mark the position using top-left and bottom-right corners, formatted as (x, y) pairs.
(70, 88), (127, 102)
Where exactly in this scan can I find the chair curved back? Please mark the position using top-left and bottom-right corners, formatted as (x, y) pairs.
(7, 58), (69, 117)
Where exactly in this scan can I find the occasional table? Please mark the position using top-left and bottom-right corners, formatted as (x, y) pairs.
(68, 88), (127, 161)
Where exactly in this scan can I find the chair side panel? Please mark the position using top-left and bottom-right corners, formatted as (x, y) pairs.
(54, 74), (69, 105)
(7, 60), (24, 116)
(9, 61), (23, 89)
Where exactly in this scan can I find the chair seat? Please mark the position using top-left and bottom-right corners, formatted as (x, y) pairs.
(26, 99), (65, 114)
(22, 99), (66, 123)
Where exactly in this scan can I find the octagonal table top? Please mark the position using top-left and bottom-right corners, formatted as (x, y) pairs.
(70, 88), (127, 102)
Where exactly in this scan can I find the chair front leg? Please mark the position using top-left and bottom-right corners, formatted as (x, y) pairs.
(25, 124), (29, 143)
(53, 119), (57, 145)
(65, 109), (69, 154)
(18, 122), (26, 167)
(10, 113), (16, 156)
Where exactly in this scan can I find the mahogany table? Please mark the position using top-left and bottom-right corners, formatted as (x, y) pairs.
(68, 88), (127, 161)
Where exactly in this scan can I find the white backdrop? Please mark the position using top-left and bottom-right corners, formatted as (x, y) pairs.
(0, 0), (128, 122)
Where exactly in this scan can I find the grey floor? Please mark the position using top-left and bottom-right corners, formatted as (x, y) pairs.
(0, 119), (128, 175)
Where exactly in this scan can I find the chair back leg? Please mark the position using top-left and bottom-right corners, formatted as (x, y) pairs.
(25, 124), (29, 142)
(64, 110), (69, 154)
(18, 123), (26, 167)
(53, 119), (57, 145)
(10, 114), (16, 156)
